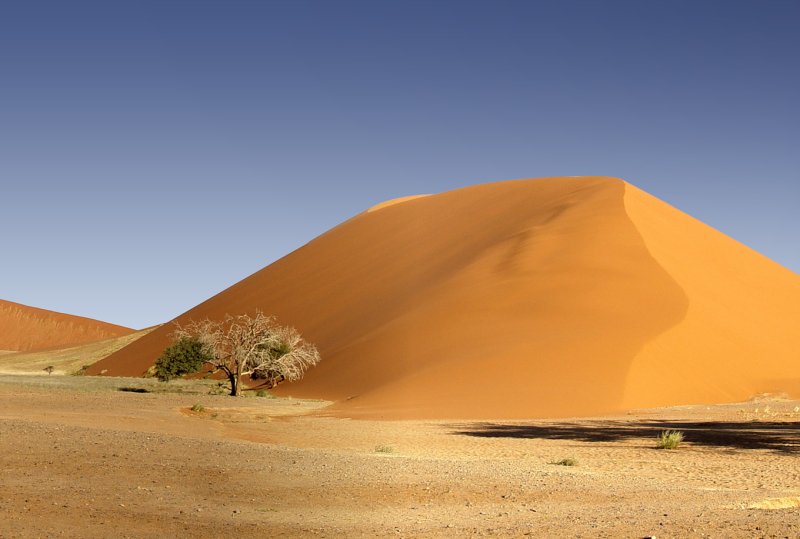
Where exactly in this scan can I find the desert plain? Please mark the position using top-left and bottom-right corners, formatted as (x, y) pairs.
(1, 374), (799, 538)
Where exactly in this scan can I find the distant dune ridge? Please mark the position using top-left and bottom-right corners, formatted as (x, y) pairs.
(89, 177), (800, 419)
(0, 299), (134, 352)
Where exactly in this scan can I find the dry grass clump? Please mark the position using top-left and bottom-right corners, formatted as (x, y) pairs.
(657, 429), (684, 449)
(374, 444), (395, 454)
(550, 457), (578, 466)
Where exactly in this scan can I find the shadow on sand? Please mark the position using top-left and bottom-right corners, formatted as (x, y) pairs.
(452, 420), (800, 453)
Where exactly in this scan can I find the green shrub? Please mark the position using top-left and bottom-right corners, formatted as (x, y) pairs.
(657, 430), (684, 449)
(155, 336), (214, 382)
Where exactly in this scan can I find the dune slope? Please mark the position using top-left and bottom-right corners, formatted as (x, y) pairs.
(621, 184), (800, 408)
(0, 300), (134, 352)
(0, 327), (156, 375)
(91, 177), (800, 419)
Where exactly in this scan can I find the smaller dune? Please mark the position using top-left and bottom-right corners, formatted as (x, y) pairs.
(0, 299), (134, 352)
(0, 327), (156, 375)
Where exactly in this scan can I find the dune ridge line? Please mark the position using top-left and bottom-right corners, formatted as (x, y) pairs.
(88, 177), (800, 419)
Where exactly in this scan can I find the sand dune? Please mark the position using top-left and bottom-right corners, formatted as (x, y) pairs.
(367, 194), (430, 212)
(0, 299), (134, 352)
(0, 327), (155, 375)
(90, 177), (800, 419)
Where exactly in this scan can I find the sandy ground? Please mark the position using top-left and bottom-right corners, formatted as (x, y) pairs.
(1, 375), (799, 538)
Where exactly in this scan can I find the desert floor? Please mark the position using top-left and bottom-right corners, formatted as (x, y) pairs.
(1, 375), (798, 538)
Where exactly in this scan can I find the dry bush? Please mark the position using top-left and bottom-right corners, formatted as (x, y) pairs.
(172, 311), (321, 396)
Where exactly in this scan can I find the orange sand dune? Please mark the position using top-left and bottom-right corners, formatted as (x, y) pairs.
(0, 299), (134, 352)
(91, 177), (800, 419)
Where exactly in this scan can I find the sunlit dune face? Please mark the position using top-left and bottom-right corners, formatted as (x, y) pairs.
(90, 177), (800, 419)
(0, 299), (133, 352)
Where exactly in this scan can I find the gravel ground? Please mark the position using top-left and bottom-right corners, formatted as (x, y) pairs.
(1, 375), (799, 538)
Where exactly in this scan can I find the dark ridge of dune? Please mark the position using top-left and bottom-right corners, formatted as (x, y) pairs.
(90, 177), (800, 419)
(0, 299), (134, 352)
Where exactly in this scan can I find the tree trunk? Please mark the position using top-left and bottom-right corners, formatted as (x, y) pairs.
(228, 371), (238, 396)
(231, 360), (244, 396)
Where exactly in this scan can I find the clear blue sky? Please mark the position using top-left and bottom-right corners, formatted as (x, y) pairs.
(1, 0), (797, 329)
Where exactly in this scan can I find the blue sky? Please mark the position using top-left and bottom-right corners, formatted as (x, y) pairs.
(1, 0), (797, 329)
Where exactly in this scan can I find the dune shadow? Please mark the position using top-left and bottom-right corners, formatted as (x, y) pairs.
(452, 420), (800, 453)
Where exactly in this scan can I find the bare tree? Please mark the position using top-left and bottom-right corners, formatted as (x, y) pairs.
(172, 311), (321, 396)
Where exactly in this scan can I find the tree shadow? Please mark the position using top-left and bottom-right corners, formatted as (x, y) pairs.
(452, 420), (800, 453)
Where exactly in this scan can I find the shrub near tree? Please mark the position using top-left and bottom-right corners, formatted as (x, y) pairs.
(157, 311), (321, 396)
(155, 336), (214, 382)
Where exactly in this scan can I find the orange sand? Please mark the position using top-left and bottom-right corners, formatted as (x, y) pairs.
(90, 177), (800, 419)
(0, 299), (133, 352)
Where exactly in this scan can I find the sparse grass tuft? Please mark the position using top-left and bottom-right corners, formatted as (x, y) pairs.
(190, 403), (206, 413)
(657, 429), (684, 449)
(208, 383), (228, 396)
(374, 444), (394, 454)
(550, 457), (578, 466)
(255, 389), (273, 398)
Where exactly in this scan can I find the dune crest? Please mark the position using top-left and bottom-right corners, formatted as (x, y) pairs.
(91, 177), (800, 419)
(0, 299), (134, 352)
(367, 194), (430, 213)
